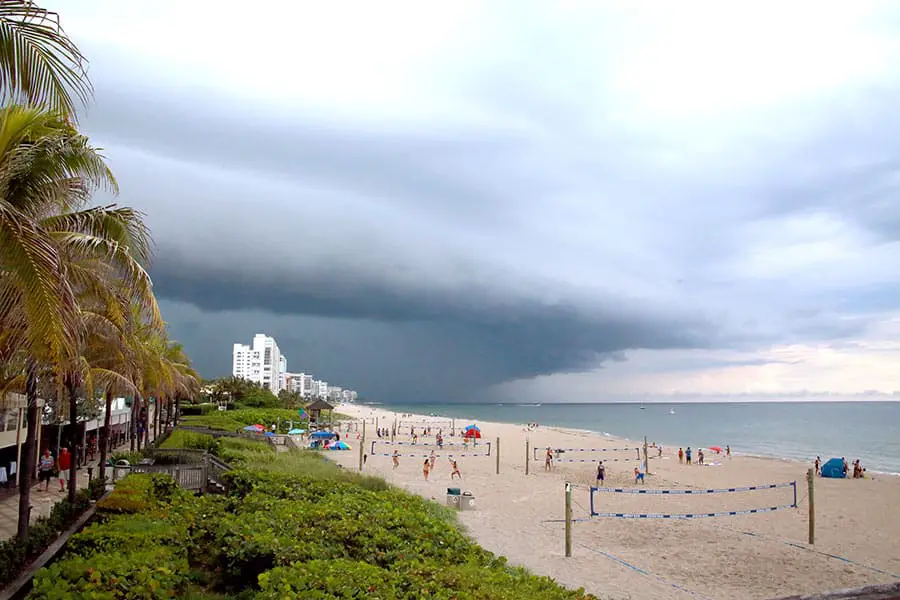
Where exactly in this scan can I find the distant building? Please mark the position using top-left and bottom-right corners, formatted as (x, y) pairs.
(278, 355), (288, 392)
(232, 333), (286, 393)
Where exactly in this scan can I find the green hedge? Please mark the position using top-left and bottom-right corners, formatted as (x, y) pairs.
(178, 403), (217, 416)
(181, 408), (303, 433)
(28, 450), (598, 599)
(0, 488), (93, 587)
(180, 408), (351, 434)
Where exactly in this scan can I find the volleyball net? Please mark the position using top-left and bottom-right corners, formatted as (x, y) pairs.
(588, 481), (798, 519)
(397, 419), (455, 429)
(533, 446), (642, 463)
(369, 440), (492, 458)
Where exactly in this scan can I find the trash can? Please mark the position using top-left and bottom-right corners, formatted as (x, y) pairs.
(446, 493), (461, 508)
(447, 487), (461, 496)
(112, 459), (130, 482)
(460, 492), (475, 511)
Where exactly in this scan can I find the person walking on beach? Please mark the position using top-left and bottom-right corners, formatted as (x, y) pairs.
(726, 445), (731, 459)
(698, 449), (704, 465)
(429, 450), (436, 471)
(450, 458), (461, 480)
(815, 456), (821, 475)
(678, 448), (684, 464)
(423, 459), (431, 481)
(392, 450), (400, 469)
(685, 447), (692, 465)
(596, 461), (605, 485)
(545, 447), (553, 471)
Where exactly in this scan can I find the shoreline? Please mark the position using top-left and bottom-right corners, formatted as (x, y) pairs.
(362, 402), (900, 476)
(332, 402), (900, 600)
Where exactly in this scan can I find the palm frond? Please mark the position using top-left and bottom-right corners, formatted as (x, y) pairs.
(0, 197), (78, 362)
(0, 1), (90, 119)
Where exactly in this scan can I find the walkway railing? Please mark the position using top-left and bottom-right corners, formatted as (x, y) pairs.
(112, 452), (232, 492)
(129, 464), (208, 491)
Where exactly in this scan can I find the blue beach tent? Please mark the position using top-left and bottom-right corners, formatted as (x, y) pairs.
(821, 457), (845, 478)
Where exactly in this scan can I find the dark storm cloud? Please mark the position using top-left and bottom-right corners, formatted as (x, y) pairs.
(60, 1), (900, 398)
(152, 251), (715, 401)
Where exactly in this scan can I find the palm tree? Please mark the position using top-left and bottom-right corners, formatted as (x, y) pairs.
(0, 105), (140, 537)
(0, 0), (90, 120)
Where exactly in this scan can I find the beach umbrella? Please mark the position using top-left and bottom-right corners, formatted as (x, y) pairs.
(327, 441), (351, 450)
(264, 431), (276, 437)
(708, 446), (723, 453)
(463, 425), (481, 439)
(288, 428), (306, 435)
(310, 431), (335, 439)
(243, 424), (265, 432)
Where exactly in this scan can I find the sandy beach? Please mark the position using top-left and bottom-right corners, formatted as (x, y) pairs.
(327, 404), (900, 600)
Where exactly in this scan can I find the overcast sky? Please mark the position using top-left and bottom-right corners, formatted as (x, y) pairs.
(57, 1), (900, 401)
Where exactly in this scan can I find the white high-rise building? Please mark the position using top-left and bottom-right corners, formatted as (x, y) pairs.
(278, 355), (288, 393)
(301, 374), (314, 397)
(232, 333), (286, 393)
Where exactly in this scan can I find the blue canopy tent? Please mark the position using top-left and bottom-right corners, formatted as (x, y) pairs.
(310, 431), (336, 440)
(821, 457), (846, 478)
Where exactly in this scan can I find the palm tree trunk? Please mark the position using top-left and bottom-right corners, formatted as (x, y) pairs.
(130, 396), (138, 452)
(17, 360), (39, 540)
(98, 389), (112, 480)
(64, 374), (78, 504)
(152, 397), (159, 441)
(174, 395), (181, 427)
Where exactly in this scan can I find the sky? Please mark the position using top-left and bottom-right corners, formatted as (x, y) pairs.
(55, 0), (900, 402)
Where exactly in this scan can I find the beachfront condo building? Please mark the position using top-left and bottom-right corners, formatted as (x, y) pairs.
(232, 333), (286, 393)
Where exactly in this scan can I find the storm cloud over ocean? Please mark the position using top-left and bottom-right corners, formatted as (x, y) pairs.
(63, 1), (900, 401)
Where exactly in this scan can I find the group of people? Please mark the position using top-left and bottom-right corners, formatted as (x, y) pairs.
(37, 447), (73, 492)
(677, 445), (731, 465)
(814, 456), (866, 479)
(592, 460), (645, 485)
(391, 449), (462, 481)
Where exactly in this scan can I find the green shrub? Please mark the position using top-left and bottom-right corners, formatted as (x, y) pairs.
(181, 408), (303, 434)
(0, 490), (97, 587)
(89, 476), (109, 500)
(179, 403), (217, 416)
(109, 450), (144, 465)
(159, 430), (220, 453)
(66, 513), (185, 557)
(95, 474), (153, 514)
(30, 547), (189, 599)
(29, 432), (597, 600)
(257, 560), (403, 599)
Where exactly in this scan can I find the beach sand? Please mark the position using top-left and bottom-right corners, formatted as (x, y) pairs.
(327, 404), (900, 600)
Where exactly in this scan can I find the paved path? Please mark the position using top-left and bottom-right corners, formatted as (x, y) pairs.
(0, 433), (157, 541)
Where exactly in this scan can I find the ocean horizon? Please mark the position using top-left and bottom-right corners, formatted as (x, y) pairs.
(368, 401), (900, 475)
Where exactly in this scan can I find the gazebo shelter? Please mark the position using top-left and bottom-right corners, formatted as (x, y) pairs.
(305, 400), (335, 428)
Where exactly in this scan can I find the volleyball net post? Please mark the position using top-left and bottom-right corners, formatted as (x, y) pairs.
(565, 482), (572, 557)
(525, 439), (530, 475)
(807, 468), (815, 545)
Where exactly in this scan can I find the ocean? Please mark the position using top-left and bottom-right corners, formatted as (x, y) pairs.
(373, 401), (900, 475)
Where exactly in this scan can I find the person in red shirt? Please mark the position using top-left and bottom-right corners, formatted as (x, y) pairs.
(57, 447), (71, 492)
